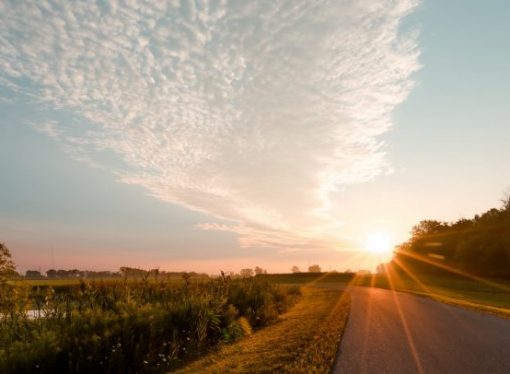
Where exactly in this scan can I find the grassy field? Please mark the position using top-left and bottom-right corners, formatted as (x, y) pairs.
(176, 286), (349, 373)
(260, 271), (510, 318)
(352, 271), (510, 318)
(11, 272), (352, 288)
(0, 276), (299, 373)
(258, 272), (354, 285)
(9, 274), (209, 287)
(10, 278), (119, 287)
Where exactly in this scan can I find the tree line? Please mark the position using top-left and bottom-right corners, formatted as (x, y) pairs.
(393, 195), (510, 278)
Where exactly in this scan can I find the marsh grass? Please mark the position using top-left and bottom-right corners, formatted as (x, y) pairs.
(0, 275), (299, 373)
(176, 286), (349, 373)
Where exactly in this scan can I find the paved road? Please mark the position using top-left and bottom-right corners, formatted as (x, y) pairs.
(333, 286), (510, 374)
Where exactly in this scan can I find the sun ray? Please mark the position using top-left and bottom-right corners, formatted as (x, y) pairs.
(385, 264), (424, 374)
(392, 258), (487, 337)
(396, 249), (510, 292)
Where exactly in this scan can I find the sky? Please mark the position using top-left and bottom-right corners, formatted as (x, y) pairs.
(1, 0), (509, 274)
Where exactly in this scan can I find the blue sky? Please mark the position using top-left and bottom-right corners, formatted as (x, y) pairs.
(1, 0), (509, 273)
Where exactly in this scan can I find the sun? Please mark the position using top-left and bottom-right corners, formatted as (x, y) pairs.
(364, 231), (394, 255)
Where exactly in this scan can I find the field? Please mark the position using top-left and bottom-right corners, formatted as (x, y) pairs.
(9, 274), (209, 287)
(0, 275), (299, 373)
(258, 272), (355, 285)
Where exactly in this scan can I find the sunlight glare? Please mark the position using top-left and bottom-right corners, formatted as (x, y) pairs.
(364, 231), (394, 255)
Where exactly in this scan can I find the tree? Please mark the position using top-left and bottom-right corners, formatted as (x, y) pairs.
(0, 242), (16, 282)
(411, 220), (446, 238)
(394, 193), (510, 278)
(291, 266), (300, 273)
(46, 269), (57, 278)
(308, 264), (321, 273)
(254, 266), (265, 275)
(239, 268), (254, 278)
(375, 263), (386, 275)
(26, 270), (43, 279)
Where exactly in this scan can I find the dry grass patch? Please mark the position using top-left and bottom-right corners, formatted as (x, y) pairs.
(175, 286), (349, 373)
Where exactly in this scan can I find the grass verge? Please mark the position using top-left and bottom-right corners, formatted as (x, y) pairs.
(175, 286), (349, 373)
(352, 273), (510, 318)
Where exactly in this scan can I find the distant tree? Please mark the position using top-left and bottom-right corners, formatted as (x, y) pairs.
(291, 266), (300, 273)
(120, 266), (148, 279)
(25, 270), (44, 279)
(150, 268), (160, 281)
(375, 263), (386, 275)
(308, 264), (321, 273)
(46, 269), (57, 278)
(0, 242), (16, 282)
(502, 191), (510, 212)
(240, 268), (254, 278)
(254, 266), (265, 275)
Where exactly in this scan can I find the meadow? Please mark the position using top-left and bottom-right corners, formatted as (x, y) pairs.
(0, 274), (299, 373)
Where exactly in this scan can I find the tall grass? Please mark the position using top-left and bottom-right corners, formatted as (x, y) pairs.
(0, 275), (299, 373)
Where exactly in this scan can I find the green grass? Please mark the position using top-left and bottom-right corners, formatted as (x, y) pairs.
(352, 272), (510, 317)
(175, 286), (350, 373)
(0, 276), (298, 373)
(266, 270), (510, 318)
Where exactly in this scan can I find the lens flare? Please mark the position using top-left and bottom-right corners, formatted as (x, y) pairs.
(364, 231), (393, 255)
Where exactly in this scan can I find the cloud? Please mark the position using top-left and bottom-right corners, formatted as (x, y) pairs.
(0, 0), (420, 252)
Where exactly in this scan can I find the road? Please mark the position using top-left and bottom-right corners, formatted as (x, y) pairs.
(333, 286), (510, 374)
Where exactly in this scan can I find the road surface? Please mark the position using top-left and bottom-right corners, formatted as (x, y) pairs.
(333, 286), (510, 373)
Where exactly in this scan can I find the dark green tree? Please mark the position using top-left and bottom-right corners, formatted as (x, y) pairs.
(0, 242), (16, 283)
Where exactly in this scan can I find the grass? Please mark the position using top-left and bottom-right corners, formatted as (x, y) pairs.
(257, 272), (354, 285)
(175, 285), (350, 373)
(10, 278), (115, 287)
(352, 271), (510, 318)
(0, 276), (298, 373)
(9, 274), (208, 287)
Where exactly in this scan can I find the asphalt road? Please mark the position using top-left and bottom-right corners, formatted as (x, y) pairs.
(333, 286), (510, 374)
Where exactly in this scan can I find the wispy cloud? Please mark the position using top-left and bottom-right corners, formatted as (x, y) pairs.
(0, 0), (420, 251)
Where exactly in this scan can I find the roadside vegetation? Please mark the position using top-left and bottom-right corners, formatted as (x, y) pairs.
(365, 195), (510, 317)
(393, 195), (510, 278)
(176, 286), (349, 373)
(0, 265), (299, 373)
(353, 271), (510, 318)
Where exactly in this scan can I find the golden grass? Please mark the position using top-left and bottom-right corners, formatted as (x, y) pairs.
(174, 286), (350, 373)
